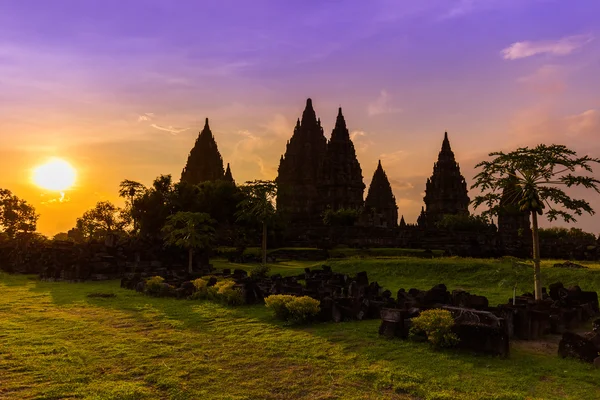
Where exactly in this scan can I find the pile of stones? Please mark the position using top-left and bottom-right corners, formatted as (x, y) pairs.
(121, 266), (395, 322)
(558, 318), (600, 366)
(378, 281), (599, 358)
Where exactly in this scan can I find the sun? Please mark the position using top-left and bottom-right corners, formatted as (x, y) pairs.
(32, 158), (77, 192)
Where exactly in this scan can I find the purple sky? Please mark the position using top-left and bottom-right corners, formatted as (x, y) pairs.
(1, 0), (599, 235)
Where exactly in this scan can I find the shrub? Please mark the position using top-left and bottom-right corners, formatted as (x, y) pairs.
(286, 296), (320, 323)
(265, 294), (296, 320)
(409, 309), (459, 349)
(192, 278), (208, 290)
(190, 277), (244, 305)
(145, 276), (165, 297)
(265, 295), (320, 324)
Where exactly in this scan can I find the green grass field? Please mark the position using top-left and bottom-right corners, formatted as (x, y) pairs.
(2, 256), (600, 399)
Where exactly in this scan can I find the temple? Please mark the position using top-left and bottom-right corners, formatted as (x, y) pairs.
(181, 118), (229, 184)
(276, 98), (328, 224)
(363, 161), (398, 228)
(318, 107), (365, 213)
(224, 163), (235, 184)
(422, 132), (470, 226)
(177, 97), (533, 258)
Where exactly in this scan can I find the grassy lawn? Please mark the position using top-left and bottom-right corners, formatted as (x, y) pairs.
(1, 256), (600, 399)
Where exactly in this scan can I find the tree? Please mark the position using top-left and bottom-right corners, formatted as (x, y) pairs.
(236, 180), (277, 266)
(76, 201), (127, 241)
(118, 180), (147, 232)
(0, 189), (38, 238)
(162, 212), (215, 273)
(132, 175), (175, 243)
(471, 144), (600, 300)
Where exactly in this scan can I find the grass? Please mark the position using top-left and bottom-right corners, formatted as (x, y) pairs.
(1, 256), (600, 399)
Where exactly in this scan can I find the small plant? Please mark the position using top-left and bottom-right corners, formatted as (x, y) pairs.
(190, 277), (244, 305)
(145, 276), (165, 296)
(192, 278), (208, 290)
(265, 295), (320, 324)
(409, 309), (459, 349)
(286, 296), (320, 323)
(265, 294), (296, 320)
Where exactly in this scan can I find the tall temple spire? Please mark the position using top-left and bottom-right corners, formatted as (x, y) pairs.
(442, 131), (451, 152)
(301, 98), (318, 127)
(277, 98), (327, 224)
(363, 161), (398, 228)
(423, 131), (470, 225)
(318, 106), (364, 212)
(181, 118), (226, 184)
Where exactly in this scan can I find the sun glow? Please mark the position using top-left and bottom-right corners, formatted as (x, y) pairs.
(32, 158), (77, 192)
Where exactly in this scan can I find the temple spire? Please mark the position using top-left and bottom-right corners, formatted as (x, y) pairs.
(180, 118), (225, 184)
(301, 98), (318, 127)
(224, 163), (235, 184)
(423, 131), (470, 225)
(330, 107), (349, 141)
(363, 161), (398, 228)
(441, 131), (451, 152)
(319, 106), (364, 212)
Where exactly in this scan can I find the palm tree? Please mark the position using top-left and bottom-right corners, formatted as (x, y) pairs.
(162, 212), (215, 274)
(236, 180), (277, 267)
(472, 144), (600, 300)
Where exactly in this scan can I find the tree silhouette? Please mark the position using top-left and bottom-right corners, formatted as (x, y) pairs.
(236, 180), (277, 266)
(76, 201), (127, 241)
(0, 188), (38, 238)
(118, 180), (147, 232)
(162, 212), (215, 274)
(471, 144), (600, 300)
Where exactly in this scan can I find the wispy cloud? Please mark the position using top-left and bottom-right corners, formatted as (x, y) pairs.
(379, 149), (407, 164)
(138, 113), (155, 122)
(350, 130), (374, 154)
(367, 90), (402, 117)
(502, 34), (593, 60)
(150, 124), (189, 135)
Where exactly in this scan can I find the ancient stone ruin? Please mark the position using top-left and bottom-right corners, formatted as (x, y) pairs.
(181, 118), (232, 185)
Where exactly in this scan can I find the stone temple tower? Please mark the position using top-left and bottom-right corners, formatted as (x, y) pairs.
(423, 132), (470, 225)
(181, 118), (227, 184)
(318, 107), (365, 213)
(276, 98), (328, 225)
(363, 161), (398, 228)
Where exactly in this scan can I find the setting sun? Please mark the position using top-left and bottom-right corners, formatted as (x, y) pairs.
(32, 158), (77, 192)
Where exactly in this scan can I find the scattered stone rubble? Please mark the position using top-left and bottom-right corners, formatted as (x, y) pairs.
(120, 265), (598, 359)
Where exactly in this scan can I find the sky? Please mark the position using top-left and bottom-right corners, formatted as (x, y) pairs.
(1, 0), (599, 236)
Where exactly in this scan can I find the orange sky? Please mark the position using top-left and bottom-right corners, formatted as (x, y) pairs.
(1, 0), (599, 236)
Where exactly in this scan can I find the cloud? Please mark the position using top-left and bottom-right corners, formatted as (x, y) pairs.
(502, 34), (593, 60)
(517, 65), (566, 95)
(137, 113), (155, 122)
(379, 150), (407, 165)
(367, 90), (402, 116)
(389, 178), (415, 191)
(565, 109), (600, 138)
(350, 130), (374, 154)
(150, 124), (189, 135)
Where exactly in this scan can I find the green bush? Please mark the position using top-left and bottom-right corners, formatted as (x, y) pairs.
(265, 295), (320, 324)
(286, 296), (320, 323)
(145, 276), (165, 297)
(409, 309), (459, 349)
(190, 277), (243, 305)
